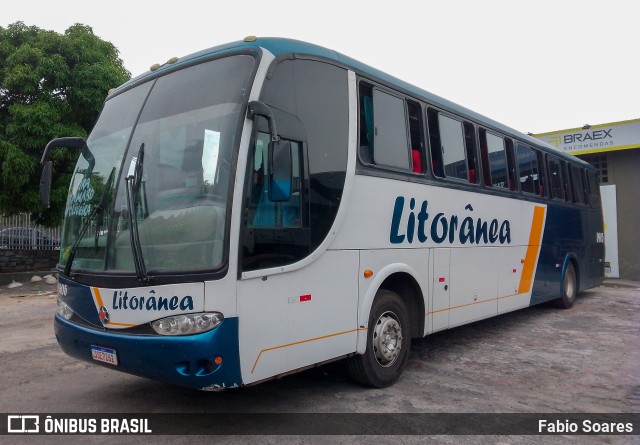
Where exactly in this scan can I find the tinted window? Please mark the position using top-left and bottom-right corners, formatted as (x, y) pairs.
(439, 115), (468, 180)
(536, 151), (547, 197)
(464, 122), (478, 184)
(407, 100), (425, 174)
(248, 133), (303, 228)
(561, 160), (572, 202)
(571, 165), (586, 205)
(371, 89), (411, 169)
(245, 59), (349, 271)
(484, 131), (509, 189)
(110, 56), (255, 273)
(427, 109), (476, 182)
(504, 138), (517, 191)
(587, 170), (601, 208)
(548, 157), (564, 199)
(427, 108), (443, 177)
(517, 144), (542, 195)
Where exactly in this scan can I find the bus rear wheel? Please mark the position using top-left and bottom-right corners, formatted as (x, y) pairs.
(554, 261), (577, 309)
(346, 290), (411, 388)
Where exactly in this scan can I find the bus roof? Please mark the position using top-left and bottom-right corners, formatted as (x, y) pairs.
(115, 37), (591, 168)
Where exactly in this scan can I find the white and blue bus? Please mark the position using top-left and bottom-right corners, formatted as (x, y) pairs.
(41, 37), (604, 390)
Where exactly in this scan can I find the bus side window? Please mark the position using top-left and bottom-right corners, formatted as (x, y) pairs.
(358, 83), (374, 164)
(427, 110), (470, 181)
(536, 150), (546, 196)
(427, 108), (443, 177)
(505, 138), (516, 191)
(478, 129), (491, 186)
(548, 156), (564, 200)
(248, 134), (303, 228)
(463, 122), (478, 184)
(516, 143), (538, 195)
(571, 165), (586, 205)
(358, 83), (415, 172)
(407, 100), (424, 174)
(242, 132), (307, 272)
(560, 160), (572, 202)
(581, 169), (590, 205)
(587, 170), (601, 208)
(439, 114), (468, 181)
(371, 88), (411, 170)
(480, 129), (511, 190)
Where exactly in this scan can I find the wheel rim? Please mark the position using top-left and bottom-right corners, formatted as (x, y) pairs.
(372, 311), (403, 367)
(565, 266), (576, 301)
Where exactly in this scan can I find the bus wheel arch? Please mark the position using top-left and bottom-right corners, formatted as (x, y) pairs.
(378, 272), (424, 339)
(356, 269), (425, 353)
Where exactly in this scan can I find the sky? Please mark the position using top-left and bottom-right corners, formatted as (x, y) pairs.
(3, 0), (639, 135)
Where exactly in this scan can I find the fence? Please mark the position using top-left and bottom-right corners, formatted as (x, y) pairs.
(0, 214), (61, 273)
(0, 214), (61, 250)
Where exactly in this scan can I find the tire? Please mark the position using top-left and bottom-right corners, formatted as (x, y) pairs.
(346, 289), (411, 388)
(554, 261), (577, 309)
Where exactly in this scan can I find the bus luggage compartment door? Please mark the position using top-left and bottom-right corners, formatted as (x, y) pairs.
(431, 248), (450, 332)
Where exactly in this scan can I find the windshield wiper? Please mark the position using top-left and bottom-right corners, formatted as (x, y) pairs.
(64, 168), (116, 277)
(125, 143), (151, 282)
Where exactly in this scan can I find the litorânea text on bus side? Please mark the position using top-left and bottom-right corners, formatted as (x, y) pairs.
(389, 197), (512, 245)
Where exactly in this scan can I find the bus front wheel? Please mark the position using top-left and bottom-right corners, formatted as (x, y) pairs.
(346, 290), (411, 388)
(554, 261), (577, 309)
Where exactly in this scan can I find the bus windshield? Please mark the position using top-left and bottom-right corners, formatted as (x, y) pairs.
(60, 54), (255, 275)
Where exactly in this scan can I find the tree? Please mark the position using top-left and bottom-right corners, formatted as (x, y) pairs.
(0, 22), (130, 227)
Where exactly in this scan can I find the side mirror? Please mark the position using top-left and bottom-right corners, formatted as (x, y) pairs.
(268, 140), (292, 202)
(40, 161), (53, 208)
(39, 137), (89, 207)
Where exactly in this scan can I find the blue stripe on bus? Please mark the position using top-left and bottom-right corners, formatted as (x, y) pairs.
(530, 202), (603, 305)
(54, 315), (242, 390)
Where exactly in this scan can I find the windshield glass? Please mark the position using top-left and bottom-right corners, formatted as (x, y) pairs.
(61, 55), (255, 274)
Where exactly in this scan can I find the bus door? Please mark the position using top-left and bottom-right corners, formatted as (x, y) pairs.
(237, 251), (358, 384)
(237, 129), (358, 385)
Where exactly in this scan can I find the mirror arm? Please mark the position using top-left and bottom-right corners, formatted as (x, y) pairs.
(247, 101), (279, 142)
(40, 137), (88, 165)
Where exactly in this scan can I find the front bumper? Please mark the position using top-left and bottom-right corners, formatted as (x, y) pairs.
(54, 314), (242, 390)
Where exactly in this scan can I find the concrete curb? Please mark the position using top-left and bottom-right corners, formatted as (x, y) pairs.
(601, 279), (640, 289)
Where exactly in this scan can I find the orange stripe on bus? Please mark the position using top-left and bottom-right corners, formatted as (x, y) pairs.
(251, 328), (365, 374)
(92, 287), (135, 327)
(426, 292), (525, 316)
(106, 321), (137, 327)
(517, 205), (546, 295)
(93, 287), (104, 307)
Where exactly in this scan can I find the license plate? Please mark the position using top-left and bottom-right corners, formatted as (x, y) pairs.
(91, 345), (118, 366)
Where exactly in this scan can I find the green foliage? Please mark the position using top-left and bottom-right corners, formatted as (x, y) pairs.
(0, 22), (130, 227)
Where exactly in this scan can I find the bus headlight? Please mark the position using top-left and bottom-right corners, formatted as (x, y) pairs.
(151, 312), (224, 336)
(57, 299), (74, 320)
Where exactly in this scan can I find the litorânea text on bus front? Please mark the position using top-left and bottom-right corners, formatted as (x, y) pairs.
(111, 289), (194, 311)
